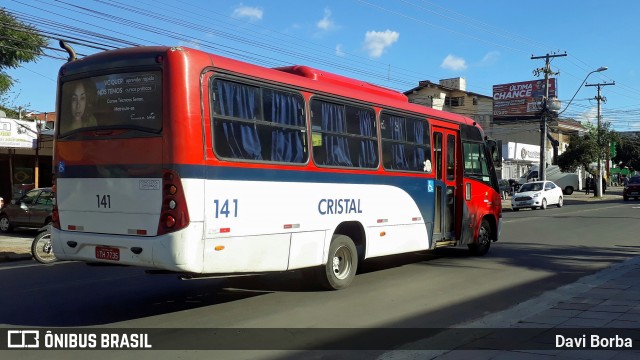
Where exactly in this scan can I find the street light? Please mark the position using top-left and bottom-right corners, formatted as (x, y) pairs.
(557, 66), (608, 116)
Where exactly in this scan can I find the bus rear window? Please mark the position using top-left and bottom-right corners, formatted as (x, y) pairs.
(59, 71), (162, 136)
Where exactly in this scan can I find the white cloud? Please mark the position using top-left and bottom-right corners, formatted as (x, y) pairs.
(441, 54), (467, 71)
(363, 30), (399, 58)
(336, 44), (345, 57)
(180, 39), (202, 49)
(481, 51), (500, 66)
(317, 8), (335, 31)
(576, 107), (598, 124)
(232, 5), (263, 21)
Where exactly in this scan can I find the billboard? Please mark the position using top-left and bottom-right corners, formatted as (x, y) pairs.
(493, 79), (557, 118)
(502, 142), (543, 162)
(0, 117), (38, 149)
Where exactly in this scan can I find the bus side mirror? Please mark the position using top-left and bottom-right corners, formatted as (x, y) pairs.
(487, 139), (501, 168)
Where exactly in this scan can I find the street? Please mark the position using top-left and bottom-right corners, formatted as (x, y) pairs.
(1, 192), (639, 359)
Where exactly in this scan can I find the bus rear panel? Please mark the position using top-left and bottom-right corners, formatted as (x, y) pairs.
(53, 48), (205, 272)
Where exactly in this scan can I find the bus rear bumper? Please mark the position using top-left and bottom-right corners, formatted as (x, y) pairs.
(51, 222), (204, 273)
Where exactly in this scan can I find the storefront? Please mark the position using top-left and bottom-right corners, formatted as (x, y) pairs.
(0, 117), (53, 202)
(501, 141), (552, 180)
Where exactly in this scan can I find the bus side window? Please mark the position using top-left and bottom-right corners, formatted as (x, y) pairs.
(381, 112), (430, 172)
(310, 99), (378, 169)
(211, 79), (307, 164)
(263, 89), (307, 163)
(212, 80), (263, 160)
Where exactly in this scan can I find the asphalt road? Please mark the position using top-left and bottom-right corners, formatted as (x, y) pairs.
(1, 194), (639, 359)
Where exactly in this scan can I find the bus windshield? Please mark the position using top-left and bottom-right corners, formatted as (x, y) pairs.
(58, 71), (162, 136)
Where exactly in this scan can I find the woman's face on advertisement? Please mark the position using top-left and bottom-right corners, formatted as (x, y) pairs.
(71, 82), (86, 123)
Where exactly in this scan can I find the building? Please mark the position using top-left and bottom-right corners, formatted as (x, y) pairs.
(404, 78), (586, 180)
(404, 78), (494, 132)
(0, 112), (55, 202)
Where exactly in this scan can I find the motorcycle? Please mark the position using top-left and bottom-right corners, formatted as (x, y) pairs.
(31, 224), (57, 264)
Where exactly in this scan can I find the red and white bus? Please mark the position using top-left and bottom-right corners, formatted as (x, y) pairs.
(52, 46), (502, 290)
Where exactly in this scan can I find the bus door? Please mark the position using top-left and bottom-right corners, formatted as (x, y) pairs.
(432, 127), (459, 242)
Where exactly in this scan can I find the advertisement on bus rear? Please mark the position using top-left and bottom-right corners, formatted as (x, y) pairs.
(492, 78), (557, 119)
(58, 71), (162, 136)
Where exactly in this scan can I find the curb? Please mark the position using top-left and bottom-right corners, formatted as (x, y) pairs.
(0, 252), (33, 262)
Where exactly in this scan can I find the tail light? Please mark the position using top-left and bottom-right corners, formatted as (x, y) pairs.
(157, 169), (190, 235)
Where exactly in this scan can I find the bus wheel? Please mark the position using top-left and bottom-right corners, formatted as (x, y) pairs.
(317, 235), (358, 290)
(468, 219), (491, 256)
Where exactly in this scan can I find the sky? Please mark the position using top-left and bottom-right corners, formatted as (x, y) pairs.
(3, 0), (640, 131)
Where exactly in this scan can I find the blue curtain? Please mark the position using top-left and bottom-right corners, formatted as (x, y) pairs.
(390, 116), (408, 170)
(412, 120), (426, 171)
(321, 102), (352, 166)
(358, 110), (377, 168)
(270, 91), (304, 163)
(216, 81), (262, 160)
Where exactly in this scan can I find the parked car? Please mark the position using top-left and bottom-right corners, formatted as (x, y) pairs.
(623, 176), (640, 201)
(0, 187), (54, 233)
(511, 180), (564, 211)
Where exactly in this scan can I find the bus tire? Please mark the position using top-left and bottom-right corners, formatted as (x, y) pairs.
(32, 230), (57, 264)
(317, 235), (358, 290)
(468, 219), (491, 256)
(564, 187), (574, 195)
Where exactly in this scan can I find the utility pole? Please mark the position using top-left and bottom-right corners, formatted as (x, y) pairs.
(586, 81), (615, 197)
(531, 52), (566, 181)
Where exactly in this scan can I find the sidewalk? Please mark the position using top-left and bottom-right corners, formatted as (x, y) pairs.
(381, 256), (640, 359)
(0, 230), (34, 262)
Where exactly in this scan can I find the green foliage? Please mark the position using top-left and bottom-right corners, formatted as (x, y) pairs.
(0, 8), (48, 99)
(557, 133), (596, 173)
(613, 135), (640, 171)
(0, 104), (20, 118)
(557, 121), (619, 174)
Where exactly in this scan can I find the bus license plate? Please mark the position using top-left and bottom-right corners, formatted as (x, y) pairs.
(95, 246), (120, 261)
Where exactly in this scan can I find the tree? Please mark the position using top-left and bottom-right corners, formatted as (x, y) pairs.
(613, 135), (640, 171)
(557, 121), (619, 175)
(0, 8), (48, 99)
(557, 133), (597, 173)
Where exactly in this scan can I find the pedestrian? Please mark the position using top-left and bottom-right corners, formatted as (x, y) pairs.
(623, 175), (629, 187)
(585, 177), (591, 194)
(602, 178), (607, 195)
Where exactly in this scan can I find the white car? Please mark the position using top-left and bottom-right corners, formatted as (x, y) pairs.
(511, 180), (564, 211)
